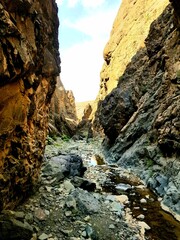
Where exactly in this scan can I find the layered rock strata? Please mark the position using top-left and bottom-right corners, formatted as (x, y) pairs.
(50, 77), (78, 136)
(0, 0), (60, 210)
(96, 1), (180, 216)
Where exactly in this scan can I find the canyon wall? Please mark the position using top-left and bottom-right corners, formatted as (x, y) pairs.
(96, 0), (180, 216)
(98, 0), (169, 100)
(0, 0), (60, 210)
(50, 77), (78, 136)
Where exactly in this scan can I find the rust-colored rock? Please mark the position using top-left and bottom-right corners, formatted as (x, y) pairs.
(0, 0), (60, 210)
(50, 77), (78, 136)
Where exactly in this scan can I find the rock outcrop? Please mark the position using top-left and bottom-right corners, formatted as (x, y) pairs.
(97, 0), (169, 100)
(95, 0), (180, 216)
(0, 0), (60, 210)
(73, 103), (93, 140)
(49, 77), (78, 136)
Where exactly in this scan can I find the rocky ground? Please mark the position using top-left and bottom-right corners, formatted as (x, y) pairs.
(0, 137), (180, 240)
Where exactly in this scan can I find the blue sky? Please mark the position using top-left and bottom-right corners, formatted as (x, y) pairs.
(56, 0), (121, 102)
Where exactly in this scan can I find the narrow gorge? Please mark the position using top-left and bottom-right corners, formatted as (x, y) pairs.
(0, 0), (179, 239)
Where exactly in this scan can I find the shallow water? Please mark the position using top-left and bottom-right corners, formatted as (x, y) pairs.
(101, 169), (180, 240)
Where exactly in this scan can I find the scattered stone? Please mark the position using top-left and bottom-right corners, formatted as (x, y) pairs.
(71, 189), (101, 214)
(81, 231), (87, 237)
(115, 195), (129, 204)
(115, 183), (132, 194)
(109, 224), (116, 229)
(65, 195), (77, 209)
(84, 215), (91, 222)
(72, 176), (96, 192)
(137, 214), (145, 220)
(34, 208), (46, 221)
(110, 201), (123, 215)
(140, 198), (147, 204)
(64, 180), (75, 192)
(60, 229), (73, 236)
(65, 211), (72, 217)
(85, 225), (95, 238)
(138, 221), (151, 230)
(38, 233), (49, 240)
(45, 210), (50, 216)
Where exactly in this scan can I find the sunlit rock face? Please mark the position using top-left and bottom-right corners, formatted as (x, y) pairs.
(98, 0), (169, 100)
(96, 1), (180, 215)
(50, 77), (78, 136)
(0, 0), (60, 210)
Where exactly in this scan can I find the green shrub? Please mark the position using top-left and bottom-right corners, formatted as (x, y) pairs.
(61, 134), (70, 142)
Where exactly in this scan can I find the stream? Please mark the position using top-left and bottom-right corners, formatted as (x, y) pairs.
(63, 138), (180, 240)
(1, 137), (178, 240)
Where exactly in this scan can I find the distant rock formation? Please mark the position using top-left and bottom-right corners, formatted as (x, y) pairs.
(95, 0), (180, 216)
(0, 0), (60, 210)
(50, 77), (78, 136)
(73, 103), (93, 140)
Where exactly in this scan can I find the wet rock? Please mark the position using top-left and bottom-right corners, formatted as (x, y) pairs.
(115, 183), (132, 194)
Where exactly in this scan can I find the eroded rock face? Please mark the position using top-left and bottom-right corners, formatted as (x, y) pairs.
(96, 1), (180, 214)
(97, 0), (169, 100)
(0, 0), (60, 210)
(50, 77), (78, 136)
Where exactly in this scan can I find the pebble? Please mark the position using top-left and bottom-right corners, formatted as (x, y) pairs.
(38, 233), (49, 240)
(84, 215), (90, 222)
(115, 195), (129, 204)
(45, 210), (50, 216)
(45, 186), (52, 192)
(137, 214), (145, 220)
(65, 211), (72, 217)
(109, 224), (116, 229)
(138, 221), (151, 230)
(140, 198), (147, 204)
(81, 231), (87, 237)
(34, 208), (46, 221)
(64, 180), (75, 192)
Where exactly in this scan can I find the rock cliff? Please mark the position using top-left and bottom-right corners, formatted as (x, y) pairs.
(98, 0), (169, 100)
(50, 77), (78, 136)
(95, 0), (180, 216)
(0, 0), (60, 210)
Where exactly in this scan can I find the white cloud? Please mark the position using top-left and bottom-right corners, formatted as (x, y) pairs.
(64, 8), (117, 40)
(57, 0), (106, 9)
(81, 0), (106, 8)
(67, 0), (79, 8)
(55, 0), (63, 6)
(61, 38), (104, 102)
(58, 1), (121, 101)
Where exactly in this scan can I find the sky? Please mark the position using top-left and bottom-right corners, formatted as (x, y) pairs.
(55, 0), (121, 102)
